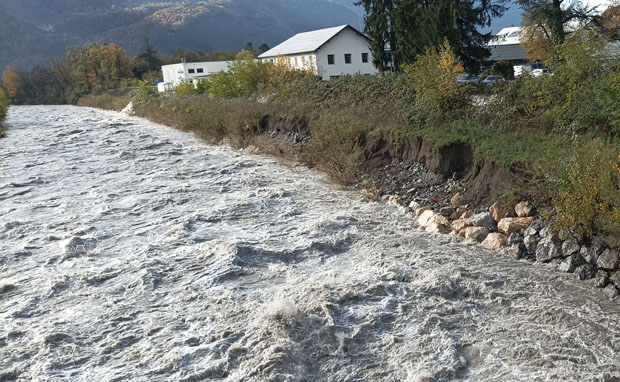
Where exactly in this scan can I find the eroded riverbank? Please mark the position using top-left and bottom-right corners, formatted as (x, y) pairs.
(1, 106), (619, 381)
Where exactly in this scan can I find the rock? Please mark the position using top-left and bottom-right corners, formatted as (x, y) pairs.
(610, 272), (620, 289)
(417, 210), (450, 232)
(502, 244), (526, 260)
(425, 222), (450, 234)
(481, 233), (509, 250)
(603, 284), (619, 300)
(451, 218), (472, 232)
(415, 206), (431, 218)
(535, 237), (562, 263)
(489, 202), (511, 223)
(461, 211), (475, 219)
(539, 226), (552, 238)
(497, 217), (535, 236)
(523, 234), (540, 253)
(464, 227), (489, 243)
(514, 201), (531, 217)
(468, 212), (497, 231)
(580, 245), (598, 265)
(439, 207), (454, 217)
(409, 201), (421, 210)
(561, 241), (580, 257)
(449, 208), (465, 220)
(523, 226), (538, 237)
(596, 249), (619, 271)
(450, 192), (462, 206)
(508, 232), (523, 245)
(558, 255), (583, 273)
(595, 270), (610, 288)
(574, 264), (597, 281)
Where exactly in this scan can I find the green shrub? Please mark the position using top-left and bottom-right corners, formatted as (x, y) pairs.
(134, 80), (158, 101)
(492, 60), (515, 80)
(0, 88), (7, 124)
(207, 71), (240, 99)
(402, 40), (467, 112)
(175, 80), (197, 96)
(547, 139), (620, 243)
(77, 94), (131, 111)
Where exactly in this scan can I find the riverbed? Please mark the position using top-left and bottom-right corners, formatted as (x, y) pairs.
(1, 105), (619, 381)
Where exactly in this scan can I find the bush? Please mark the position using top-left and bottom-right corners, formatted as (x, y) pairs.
(492, 61), (515, 80)
(547, 139), (620, 243)
(402, 40), (466, 113)
(175, 80), (197, 96)
(0, 88), (7, 124)
(77, 94), (131, 111)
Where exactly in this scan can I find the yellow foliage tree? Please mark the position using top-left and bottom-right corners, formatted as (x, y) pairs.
(2, 66), (19, 101)
(520, 24), (551, 65)
(67, 43), (132, 93)
(402, 40), (465, 111)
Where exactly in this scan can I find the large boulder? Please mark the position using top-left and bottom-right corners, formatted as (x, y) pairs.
(515, 201), (532, 217)
(603, 284), (619, 300)
(561, 241), (581, 257)
(481, 233), (509, 250)
(451, 218), (472, 233)
(523, 234), (540, 253)
(497, 217), (535, 236)
(468, 212), (497, 231)
(558, 255), (583, 273)
(417, 210), (450, 233)
(575, 264), (597, 280)
(489, 202), (512, 222)
(535, 236), (562, 263)
(597, 249), (619, 271)
(464, 227), (489, 243)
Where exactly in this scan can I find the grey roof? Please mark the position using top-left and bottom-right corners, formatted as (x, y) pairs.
(259, 25), (366, 58)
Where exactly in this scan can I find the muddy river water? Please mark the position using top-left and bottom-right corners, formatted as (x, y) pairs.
(1, 105), (619, 381)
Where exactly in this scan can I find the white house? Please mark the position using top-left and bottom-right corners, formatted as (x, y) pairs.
(258, 25), (378, 80)
(487, 27), (529, 65)
(159, 60), (232, 92)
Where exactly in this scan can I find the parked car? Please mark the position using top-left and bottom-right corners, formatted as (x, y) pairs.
(457, 74), (479, 84)
(530, 68), (552, 77)
(481, 75), (505, 86)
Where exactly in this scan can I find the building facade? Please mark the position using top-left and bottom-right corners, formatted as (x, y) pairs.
(160, 60), (231, 91)
(259, 25), (378, 80)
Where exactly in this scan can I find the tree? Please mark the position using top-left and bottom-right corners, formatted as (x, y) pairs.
(355, 0), (398, 72)
(2, 66), (19, 101)
(133, 39), (163, 79)
(257, 43), (270, 55)
(594, 5), (620, 41)
(520, 21), (552, 64)
(67, 43), (132, 94)
(356, 0), (507, 73)
(244, 42), (257, 57)
(517, 0), (596, 65)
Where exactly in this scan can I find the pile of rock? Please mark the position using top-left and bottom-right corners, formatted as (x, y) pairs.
(403, 198), (620, 302)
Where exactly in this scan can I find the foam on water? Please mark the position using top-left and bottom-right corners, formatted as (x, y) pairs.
(1, 106), (620, 381)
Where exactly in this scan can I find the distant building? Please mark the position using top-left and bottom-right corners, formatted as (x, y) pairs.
(258, 25), (378, 80)
(487, 27), (529, 65)
(159, 60), (231, 92)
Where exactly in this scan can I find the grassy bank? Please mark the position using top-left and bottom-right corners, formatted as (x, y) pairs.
(78, 38), (620, 248)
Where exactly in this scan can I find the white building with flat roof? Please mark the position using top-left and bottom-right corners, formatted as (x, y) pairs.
(487, 27), (529, 65)
(160, 60), (231, 91)
(258, 25), (378, 80)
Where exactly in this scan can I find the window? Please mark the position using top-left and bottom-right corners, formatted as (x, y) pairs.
(188, 68), (195, 74)
(295, 57), (298, 66)
(362, 53), (369, 63)
(327, 54), (335, 65)
(302, 56), (306, 65)
(344, 54), (351, 64)
(197, 68), (204, 73)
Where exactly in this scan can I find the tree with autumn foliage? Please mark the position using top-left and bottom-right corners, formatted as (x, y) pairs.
(402, 40), (466, 112)
(2, 66), (20, 102)
(66, 43), (133, 94)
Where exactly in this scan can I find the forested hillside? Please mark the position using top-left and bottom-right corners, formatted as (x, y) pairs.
(0, 0), (361, 72)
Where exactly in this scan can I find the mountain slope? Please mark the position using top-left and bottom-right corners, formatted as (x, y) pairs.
(0, 0), (361, 72)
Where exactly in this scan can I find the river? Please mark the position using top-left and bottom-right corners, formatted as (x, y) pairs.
(1, 105), (619, 381)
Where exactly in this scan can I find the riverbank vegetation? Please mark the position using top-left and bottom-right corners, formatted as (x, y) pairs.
(0, 87), (7, 135)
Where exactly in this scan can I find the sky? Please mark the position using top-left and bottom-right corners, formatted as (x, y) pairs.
(489, 0), (615, 33)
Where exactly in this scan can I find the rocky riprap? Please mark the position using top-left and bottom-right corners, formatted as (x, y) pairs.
(380, 195), (620, 304)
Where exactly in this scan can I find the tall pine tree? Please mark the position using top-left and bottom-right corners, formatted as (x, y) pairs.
(358, 0), (507, 73)
(355, 0), (399, 72)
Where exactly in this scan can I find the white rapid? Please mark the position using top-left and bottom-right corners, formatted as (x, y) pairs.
(1, 106), (619, 382)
